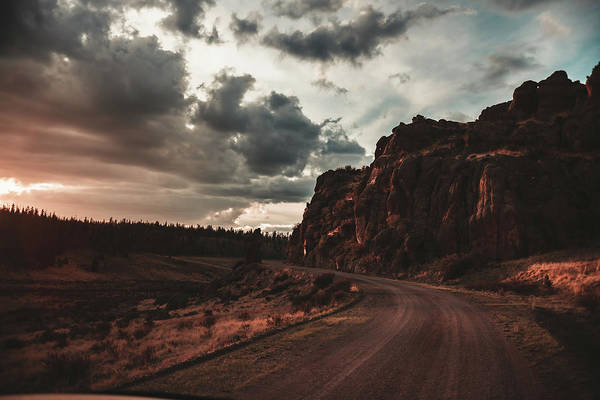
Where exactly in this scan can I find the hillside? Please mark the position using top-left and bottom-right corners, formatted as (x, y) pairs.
(289, 63), (600, 275)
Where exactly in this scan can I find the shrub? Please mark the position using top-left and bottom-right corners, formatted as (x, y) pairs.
(574, 286), (600, 312)
(274, 272), (289, 283)
(314, 273), (335, 289)
(238, 310), (251, 321)
(141, 346), (157, 364)
(69, 324), (93, 339)
(200, 310), (216, 329)
(55, 334), (68, 348)
(266, 314), (283, 329)
(167, 293), (190, 310)
(269, 281), (292, 294)
(2, 337), (25, 350)
(176, 319), (194, 330)
(289, 291), (314, 313)
(133, 325), (152, 339)
(116, 315), (133, 329)
(239, 323), (251, 339)
(154, 292), (193, 310)
(129, 346), (157, 368)
(41, 353), (92, 390)
(37, 329), (68, 345)
(441, 252), (486, 281)
(464, 277), (507, 291)
(501, 280), (544, 296)
(95, 321), (112, 339)
(313, 289), (332, 307)
(332, 280), (351, 292)
(219, 288), (239, 304)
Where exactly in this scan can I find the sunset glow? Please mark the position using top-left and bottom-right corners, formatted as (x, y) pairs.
(0, 178), (64, 197)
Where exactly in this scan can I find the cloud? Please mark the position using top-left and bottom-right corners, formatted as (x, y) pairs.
(389, 72), (411, 84)
(319, 121), (364, 155)
(486, 0), (559, 12)
(0, 0), (112, 60)
(232, 201), (307, 232)
(207, 176), (316, 203)
(463, 51), (539, 91)
(445, 111), (472, 122)
(195, 70), (365, 177)
(230, 12), (263, 43)
(312, 78), (348, 95)
(537, 11), (571, 37)
(159, 0), (217, 40)
(262, 4), (472, 63)
(270, 0), (346, 19)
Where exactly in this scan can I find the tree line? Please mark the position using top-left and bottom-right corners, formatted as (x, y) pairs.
(0, 205), (289, 268)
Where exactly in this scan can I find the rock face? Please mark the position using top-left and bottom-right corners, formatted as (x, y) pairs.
(289, 64), (600, 274)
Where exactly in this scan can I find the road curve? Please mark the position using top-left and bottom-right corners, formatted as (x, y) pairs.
(239, 265), (540, 400)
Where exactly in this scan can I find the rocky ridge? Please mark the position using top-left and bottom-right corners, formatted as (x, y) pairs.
(288, 63), (600, 275)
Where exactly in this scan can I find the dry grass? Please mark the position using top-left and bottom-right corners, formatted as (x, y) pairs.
(413, 247), (600, 309)
(0, 256), (358, 393)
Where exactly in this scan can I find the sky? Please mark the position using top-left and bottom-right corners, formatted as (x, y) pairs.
(1, 0), (599, 232)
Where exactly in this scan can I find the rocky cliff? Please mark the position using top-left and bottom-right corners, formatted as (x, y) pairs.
(289, 63), (600, 274)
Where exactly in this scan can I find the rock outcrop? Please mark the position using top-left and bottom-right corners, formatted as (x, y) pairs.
(289, 63), (600, 274)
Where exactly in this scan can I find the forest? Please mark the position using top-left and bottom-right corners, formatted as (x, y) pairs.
(0, 205), (289, 269)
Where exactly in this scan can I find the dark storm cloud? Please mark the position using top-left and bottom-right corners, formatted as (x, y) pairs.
(271, 0), (346, 19)
(196, 71), (322, 176)
(319, 121), (364, 155)
(159, 0), (217, 39)
(463, 51), (539, 91)
(0, 0), (112, 60)
(207, 176), (316, 203)
(196, 72), (257, 132)
(262, 4), (470, 63)
(82, 36), (190, 122)
(0, 1), (189, 123)
(312, 78), (348, 95)
(195, 71), (366, 176)
(0, 33), (191, 150)
(230, 12), (263, 43)
(485, 53), (538, 82)
(0, 0), (242, 187)
(321, 134), (364, 154)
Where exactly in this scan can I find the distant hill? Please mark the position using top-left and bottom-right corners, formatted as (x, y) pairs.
(289, 62), (600, 275)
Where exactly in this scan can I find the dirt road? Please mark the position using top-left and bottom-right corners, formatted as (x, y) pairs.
(132, 266), (540, 400)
